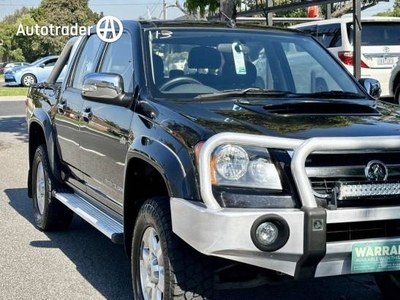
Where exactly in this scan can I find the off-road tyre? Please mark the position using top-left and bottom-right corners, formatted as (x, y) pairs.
(375, 272), (400, 300)
(32, 145), (73, 231)
(132, 197), (214, 300)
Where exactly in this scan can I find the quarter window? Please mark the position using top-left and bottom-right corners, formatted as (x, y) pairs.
(70, 34), (101, 89)
(99, 32), (134, 93)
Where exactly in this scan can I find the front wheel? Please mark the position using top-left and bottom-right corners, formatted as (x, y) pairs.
(21, 73), (37, 87)
(375, 272), (400, 300)
(32, 145), (73, 230)
(132, 198), (214, 300)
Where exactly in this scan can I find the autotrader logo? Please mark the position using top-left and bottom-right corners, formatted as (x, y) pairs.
(96, 16), (123, 43)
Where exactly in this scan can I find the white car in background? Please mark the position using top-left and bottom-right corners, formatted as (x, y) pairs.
(291, 17), (400, 97)
(389, 61), (400, 103)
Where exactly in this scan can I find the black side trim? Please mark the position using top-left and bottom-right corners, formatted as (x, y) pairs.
(27, 169), (32, 198)
(294, 207), (326, 280)
(111, 233), (124, 244)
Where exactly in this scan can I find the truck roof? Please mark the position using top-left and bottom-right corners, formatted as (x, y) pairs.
(125, 19), (303, 36)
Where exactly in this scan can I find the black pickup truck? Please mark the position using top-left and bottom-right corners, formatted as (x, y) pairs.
(26, 20), (400, 299)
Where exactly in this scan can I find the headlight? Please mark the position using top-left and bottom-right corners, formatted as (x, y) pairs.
(12, 69), (21, 74)
(211, 144), (282, 190)
(248, 158), (282, 189)
(214, 145), (249, 180)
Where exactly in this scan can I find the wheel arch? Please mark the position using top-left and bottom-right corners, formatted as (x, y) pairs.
(393, 72), (400, 97)
(28, 112), (57, 198)
(123, 136), (199, 255)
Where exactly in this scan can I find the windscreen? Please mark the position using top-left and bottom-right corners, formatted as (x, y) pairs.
(146, 28), (363, 99)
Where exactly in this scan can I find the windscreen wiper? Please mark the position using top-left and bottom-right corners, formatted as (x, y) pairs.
(194, 88), (301, 100)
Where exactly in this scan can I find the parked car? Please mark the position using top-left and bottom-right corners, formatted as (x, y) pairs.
(389, 60), (400, 103)
(3, 61), (29, 74)
(4, 56), (59, 87)
(291, 17), (400, 97)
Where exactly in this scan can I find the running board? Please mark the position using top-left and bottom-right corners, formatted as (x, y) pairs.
(53, 192), (123, 244)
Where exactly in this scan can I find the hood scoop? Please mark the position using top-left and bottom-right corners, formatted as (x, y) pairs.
(240, 101), (379, 116)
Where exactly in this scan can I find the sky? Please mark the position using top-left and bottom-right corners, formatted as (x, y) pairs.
(0, 0), (185, 21)
(342, 0), (395, 17)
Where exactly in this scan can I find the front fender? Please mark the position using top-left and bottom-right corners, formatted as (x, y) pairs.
(126, 136), (199, 200)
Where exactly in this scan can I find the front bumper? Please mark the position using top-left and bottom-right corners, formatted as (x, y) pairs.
(171, 198), (400, 278)
(171, 133), (400, 279)
(4, 73), (18, 85)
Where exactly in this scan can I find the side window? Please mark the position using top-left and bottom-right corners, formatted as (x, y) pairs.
(316, 24), (341, 48)
(71, 34), (101, 89)
(99, 32), (134, 93)
(44, 58), (57, 67)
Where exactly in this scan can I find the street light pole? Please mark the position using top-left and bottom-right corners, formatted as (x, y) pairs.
(353, 0), (361, 79)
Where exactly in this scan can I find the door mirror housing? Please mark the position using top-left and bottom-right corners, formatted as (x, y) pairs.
(359, 78), (381, 100)
(81, 72), (132, 107)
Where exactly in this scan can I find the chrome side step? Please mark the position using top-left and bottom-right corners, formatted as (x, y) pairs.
(54, 192), (123, 244)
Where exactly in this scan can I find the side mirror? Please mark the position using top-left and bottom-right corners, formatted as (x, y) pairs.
(359, 78), (381, 100)
(81, 72), (131, 107)
(40, 63), (45, 68)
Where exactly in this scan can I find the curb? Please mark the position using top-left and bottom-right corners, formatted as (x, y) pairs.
(0, 96), (26, 101)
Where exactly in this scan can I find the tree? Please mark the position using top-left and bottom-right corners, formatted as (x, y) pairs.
(31, 0), (100, 56)
(220, 0), (237, 22)
(185, 0), (219, 18)
(0, 0), (100, 63)
(0, 7), (34, 61)
(377, 0), (400, 16)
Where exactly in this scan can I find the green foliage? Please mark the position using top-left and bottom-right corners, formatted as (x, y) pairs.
(377, 8), (400, 17)
(185, 0), (220, 17)
(0, 86), (29, 97)
(376, 0), (400, 16)
(0, 0), (100, 63)
(184, 0), (388, 19)
(273, 0), (307, 18)
(31, 0), (100, 58)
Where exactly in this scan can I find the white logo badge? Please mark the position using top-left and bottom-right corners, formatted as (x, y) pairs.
(96, 16), (123, 42)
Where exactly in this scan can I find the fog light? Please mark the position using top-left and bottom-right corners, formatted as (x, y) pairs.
(256, 222), (278, 245)
(251, 215), (290, 252)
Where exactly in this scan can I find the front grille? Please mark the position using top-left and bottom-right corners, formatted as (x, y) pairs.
(306, 152), (400, 167)
(327, 220), (400, 242)
(305, 152), (400, 207)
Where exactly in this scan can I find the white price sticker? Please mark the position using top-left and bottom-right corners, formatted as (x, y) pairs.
(232, 42), (246, 75)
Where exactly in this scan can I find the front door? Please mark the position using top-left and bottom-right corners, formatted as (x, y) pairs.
(79, 32), (134, 214)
